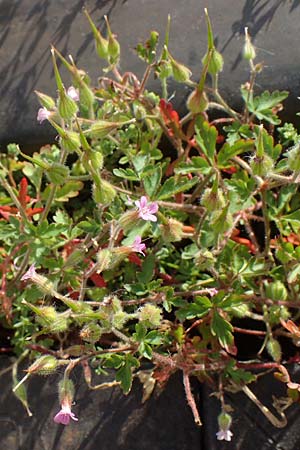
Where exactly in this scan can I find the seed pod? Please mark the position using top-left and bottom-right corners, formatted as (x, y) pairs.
(186, 88), (209, 114)
(202, 47), (224, 75)
(104, 15), (120, 64)
(84, 9), (109, 60)
(243, 27), (256, 61)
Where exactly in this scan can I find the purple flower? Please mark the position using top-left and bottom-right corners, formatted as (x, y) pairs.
(67, 86), (80, 102)
(37, 107), (51, 124)
(54, 402), (78, 425)
(131, 236), (146, 255)
(135, 196), (158, 222)
(216, 429), (233, 442)
(21, 264), (37, 281)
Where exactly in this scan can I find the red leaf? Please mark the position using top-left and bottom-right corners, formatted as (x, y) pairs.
(18, 177), (28, 208)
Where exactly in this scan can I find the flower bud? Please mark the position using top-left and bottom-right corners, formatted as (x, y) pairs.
(51, 314), (69, 333)
(138, 304), (162, 328)
(118, 210), (140, 232)
(27, 355), (58, 375)
(96, 248), (112, 273)
(243, 27), (256, 61)
(168, 49), (192, 83)
(267, 337), (282, 362)
(112, 311), (129, 329)
(92, 179), (116, 204)
(160, 218), (184, 242)
(201, 187), (225, 212)
(211, 207), (233, 235)
(250, 154), (274, 177)
(35, 91), (56, 110)
(46, 163), (70, 185)
(186, 88), (209, 114)
(80, 323), (102, 343)
(264, 280), (287, 302)
(87, 120), (121, 139)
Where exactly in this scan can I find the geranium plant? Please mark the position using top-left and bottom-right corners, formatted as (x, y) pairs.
(1, 8), (300, 442)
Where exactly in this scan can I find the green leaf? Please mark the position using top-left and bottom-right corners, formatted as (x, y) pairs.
(137, 254), (155, 284)
(176, 296), (212, 320)
(282, 210), (300, 228)
(174, 156), (210, 175)
(113, 168), (139, 181)
(157, 176), (198, 200)
(116, 355), (139, 394)
(42, 181), (83, 202)
(195, 121), (218, 163)
(211, 311), (234, 352)
(142, 165), (162, 198)
(217, 139), (254, 167)
(241, 88), (288, 124)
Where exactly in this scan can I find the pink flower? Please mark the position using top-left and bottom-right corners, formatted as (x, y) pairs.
(21, 264), (37, 281)
(131, 236), (146, 255)
(135, 196), (158, 222)
(216, 429), (233, 441)
(37, 107), (51, 124)
(67, 86), (80, 102)
(216, 412), (233, 442)
(54, 401), (78, 425)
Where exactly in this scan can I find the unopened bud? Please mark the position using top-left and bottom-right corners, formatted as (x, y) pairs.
(96, 248), (112, 273)
(201, 188), (225, 212)
(80, 323), (102, 343)
(250, 154), (273, 177)
(265, 280), (287, 301)
(138, 304), (162, 328)
(92, 178), (116, 204)
(27, 355), (58, 375)
(267, 337), (282, 362)
(168, 49), (192, 83)
(119, 210), (140, 232)
(87, 120), (123, 139)
(160, 218), (184, 242)
(35, 91), (56, 110)
(186, 88), (209, 114)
